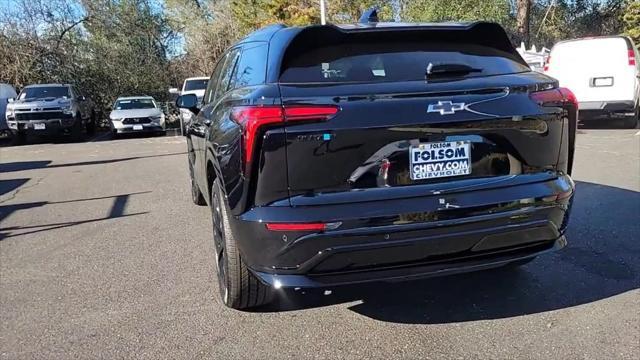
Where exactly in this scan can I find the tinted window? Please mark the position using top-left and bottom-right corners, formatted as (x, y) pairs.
(229, 43), (268, 90)
(184, 79), (209, 91)
(205, 54), (228, 104)
(18, 86), (70, 100)
(216, 49), (241, 98)
(280, 42), (530, 83)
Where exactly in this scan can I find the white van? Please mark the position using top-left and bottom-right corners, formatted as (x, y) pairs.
(545, 36), (639, 128)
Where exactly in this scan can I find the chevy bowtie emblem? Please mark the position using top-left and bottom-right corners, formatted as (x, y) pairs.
(428, 101), (465, 115)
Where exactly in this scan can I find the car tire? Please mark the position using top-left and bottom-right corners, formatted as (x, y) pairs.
(71, 115), (86, 142)
(189, 160), (206, 206)
(11, 131), (26, 145)
(620, 117), (638, 129)
(503, 257), (536, 269)
(211, 178), (272, 310)
(87, 111), (96, 136)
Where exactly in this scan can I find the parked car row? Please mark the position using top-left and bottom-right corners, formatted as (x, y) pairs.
(0, 83), (172, 144)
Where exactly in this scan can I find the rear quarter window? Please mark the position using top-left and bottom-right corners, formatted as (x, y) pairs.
(280, 42), (530, 83)
(230, 43), (268, 89)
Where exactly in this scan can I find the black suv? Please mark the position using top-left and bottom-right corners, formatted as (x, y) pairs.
(177, 18), (577, 309)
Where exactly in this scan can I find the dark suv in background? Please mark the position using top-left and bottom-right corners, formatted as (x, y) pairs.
(177, 18), (577, 310)
(5, 83), (96, 143)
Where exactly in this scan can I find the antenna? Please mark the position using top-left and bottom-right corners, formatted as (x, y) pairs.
(359, 7), (379, 24)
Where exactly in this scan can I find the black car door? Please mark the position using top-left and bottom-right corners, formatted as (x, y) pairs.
(190, 55), (226, 192)
(193, 48), (241, 195)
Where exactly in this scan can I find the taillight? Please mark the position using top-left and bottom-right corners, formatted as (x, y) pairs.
(629, 49), (636, 66)
(530, 87), (578, 108)
(231, 104), (340, 166)
(284, 106), (339, 121)
(231, 106), (283, 165)
(558, 88), (578, 107)
(265, 221), (342, 231)
(543, 56), (551, 72)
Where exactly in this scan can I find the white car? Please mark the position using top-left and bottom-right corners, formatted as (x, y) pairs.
(545, 36), (639, 128)
(169, 77), (209, 134)
(109, 96), (165, 137)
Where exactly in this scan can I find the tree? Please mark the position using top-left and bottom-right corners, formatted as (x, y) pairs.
(623, 0), (640, 44)
(516, 0), (532, 45)
(265, 0), (320, 26)
(166, 0), (240, 79)
(401, 0), (512, 24)
(327, 0), (394, 23)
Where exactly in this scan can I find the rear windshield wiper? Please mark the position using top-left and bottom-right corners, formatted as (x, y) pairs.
(426, 63), (483, 80)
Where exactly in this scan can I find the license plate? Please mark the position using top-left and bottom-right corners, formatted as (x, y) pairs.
(410, 141), (471, 180)
(592, 77), (613, 87)
(133, 125), (143, 131)
(33, 123), (46, 130)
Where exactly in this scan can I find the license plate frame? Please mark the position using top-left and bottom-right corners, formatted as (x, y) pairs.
(409, 141), (471, 181)
(33, 123), (46, 130)
(132, 124), (144, 131)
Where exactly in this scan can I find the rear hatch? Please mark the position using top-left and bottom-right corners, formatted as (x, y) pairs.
(276, 24), (565, 206)
(546, 37), (637, 103)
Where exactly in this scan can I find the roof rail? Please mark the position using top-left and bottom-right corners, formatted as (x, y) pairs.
(359, 7), (379, 24)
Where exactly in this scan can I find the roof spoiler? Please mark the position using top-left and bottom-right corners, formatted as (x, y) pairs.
(359, 7), (379, 24)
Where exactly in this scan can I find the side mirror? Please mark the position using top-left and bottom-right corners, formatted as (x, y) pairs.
(7, 98), (14, 103)
(176, 94), (199, 114)
(78, 95), (86, 101)
(169, 88), (180, 95)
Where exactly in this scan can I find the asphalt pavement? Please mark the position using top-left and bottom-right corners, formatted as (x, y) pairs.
(1, 130), (639, 359)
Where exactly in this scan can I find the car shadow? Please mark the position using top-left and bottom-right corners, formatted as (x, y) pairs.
(0, 152), (185, 173)
(0, 191), (151, 240)
(0, 178), (30, 196)
(256, 181), (639, 324)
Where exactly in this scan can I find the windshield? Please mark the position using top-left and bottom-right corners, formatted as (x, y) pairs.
(18, 86), (70, 100)
(114, 98), (156, 110)
(183, 79), (208, 91)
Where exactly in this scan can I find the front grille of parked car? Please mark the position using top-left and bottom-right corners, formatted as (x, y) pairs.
(122, 117), (151, 124)
(15, 111), (66, 121)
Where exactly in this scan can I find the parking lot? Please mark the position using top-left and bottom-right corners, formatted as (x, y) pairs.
(1, 130), (639, 359)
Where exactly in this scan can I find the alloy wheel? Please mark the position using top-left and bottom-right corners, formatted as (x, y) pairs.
(211, 185), (229, 304)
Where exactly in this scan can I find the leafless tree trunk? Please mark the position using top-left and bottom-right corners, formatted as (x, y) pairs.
(516, 0), (531, 46)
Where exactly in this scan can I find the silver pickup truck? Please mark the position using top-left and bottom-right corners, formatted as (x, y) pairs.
(5, 83), (96, 142)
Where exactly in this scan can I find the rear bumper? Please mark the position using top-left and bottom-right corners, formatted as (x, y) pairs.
(579, 100), (636, 120)
(230, 174), (575, 289)
(255, 237), (566, 289)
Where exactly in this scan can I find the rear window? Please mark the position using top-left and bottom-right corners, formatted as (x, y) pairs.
(183, 79), (208, 91)
(551, 38), (629, 67)
(280, 42), (530, 83)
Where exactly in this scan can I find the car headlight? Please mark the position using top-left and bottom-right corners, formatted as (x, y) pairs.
(5, 107), (14, 119)
(151, 115), (164, 123)
(61, 105), (73, 115)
